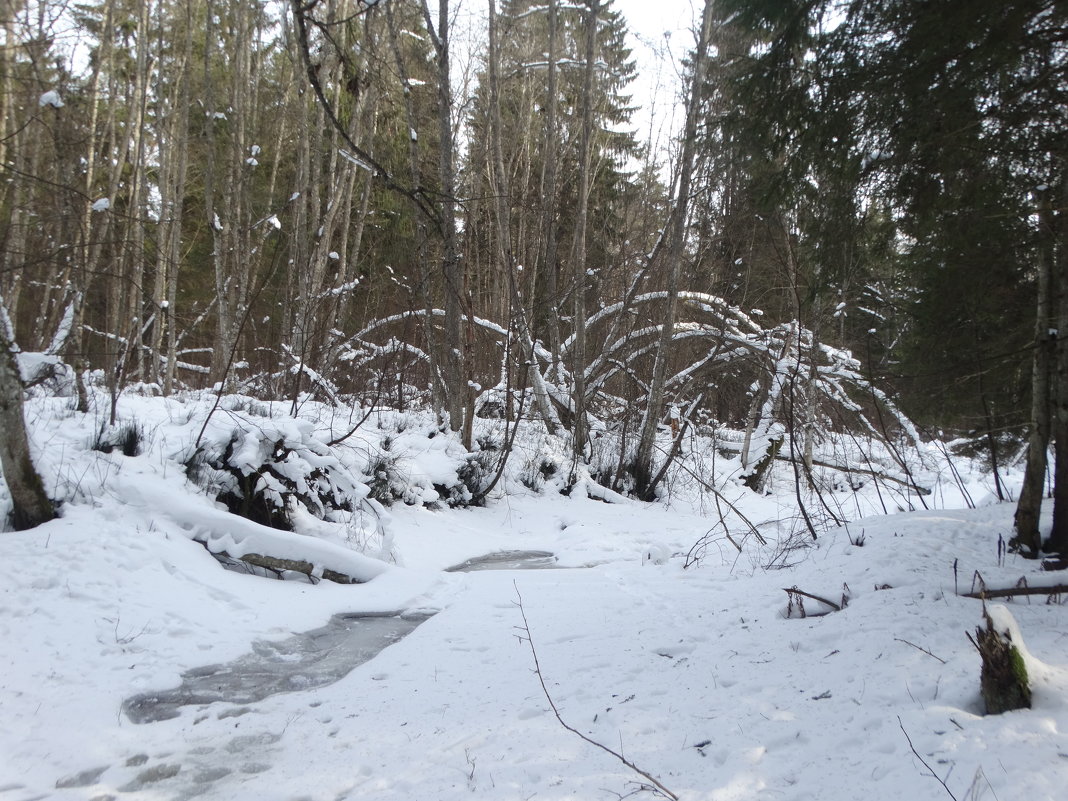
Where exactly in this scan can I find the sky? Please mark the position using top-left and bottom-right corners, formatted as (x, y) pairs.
(615, 0), (701, 154)
(447, 0), (702, 160)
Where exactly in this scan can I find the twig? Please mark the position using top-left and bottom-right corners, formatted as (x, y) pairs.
(899, 716), (958, 801)
(513, 583), (678, 801)
(783, 586), (841, 612)
(894, 638), (947, 664)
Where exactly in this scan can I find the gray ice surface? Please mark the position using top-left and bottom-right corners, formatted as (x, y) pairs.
(123, 612), (431, 724)
(445, 550), (558, 572)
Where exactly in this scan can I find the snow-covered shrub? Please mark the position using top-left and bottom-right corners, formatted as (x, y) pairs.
(364, 438), (410, 506)
(18, 351), (76, 398)
(440, 450), (495, 507)
(222, 396), (271, 418)
(519, 455), (558, 491)
(186, 419), (366, 530)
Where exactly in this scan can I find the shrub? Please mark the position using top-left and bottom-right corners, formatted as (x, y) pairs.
(186, 420), (364, 530)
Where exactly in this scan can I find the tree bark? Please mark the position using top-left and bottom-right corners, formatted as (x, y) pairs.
(423, 0), (467, 438)
(1049, 169), (1068, 555)
(1013, 183), (1055, 556)
(540, 0), (562, 379)
(487, 0), (560, 436)
(568, 0), (600, 471)
(633, 0), (714, 498)
(0, 321), (55, 530)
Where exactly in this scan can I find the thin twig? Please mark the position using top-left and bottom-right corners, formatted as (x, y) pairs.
(894, 638), (947, 664)
(783, 586), (841, 611)
(513, 584), (678, 801)
(899, 716), (958, 801)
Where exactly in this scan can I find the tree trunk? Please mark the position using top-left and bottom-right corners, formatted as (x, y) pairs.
(633, 0), (714, 498)
(386, 3), (441, 412)
(0, 322), (54, 530)
(487, 0), (560, 436)
(1013, 183), (1055, 556)
(568, 0), (600, 470)
(426, 0), (466, 438)
(540, 0), (562, 379)
(1049, 170), (1068, 555)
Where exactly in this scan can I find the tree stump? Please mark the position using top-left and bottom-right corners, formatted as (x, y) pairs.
(971, 606), (1031, 715)
(743, 435), (783, 493)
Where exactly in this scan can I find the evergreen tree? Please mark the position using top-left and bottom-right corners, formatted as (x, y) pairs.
(716, 0), (1067, 546)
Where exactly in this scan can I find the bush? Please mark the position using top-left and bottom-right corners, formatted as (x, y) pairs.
(186, 420), (365, 530)
(365, 451), (409, 506)
(439, 451), (495, 508)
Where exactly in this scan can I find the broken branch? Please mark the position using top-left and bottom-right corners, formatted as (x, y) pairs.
(513, 583), (678, 801)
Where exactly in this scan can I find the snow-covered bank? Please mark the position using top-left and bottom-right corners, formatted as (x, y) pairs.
(1, 393), (1065, 800)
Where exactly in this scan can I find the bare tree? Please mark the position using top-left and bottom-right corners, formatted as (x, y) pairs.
(632, 0), (714, 499)
(487, 0), (561, 434)
(418, 0), (468, 438)
(567, 0), (599, 470)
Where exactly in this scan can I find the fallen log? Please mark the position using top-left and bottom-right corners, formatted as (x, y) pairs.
(204, 543), (361, 584)
(962, 583), (1068, 601)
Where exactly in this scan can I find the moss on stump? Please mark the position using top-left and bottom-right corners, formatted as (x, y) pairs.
(973, 609), (1031, 715)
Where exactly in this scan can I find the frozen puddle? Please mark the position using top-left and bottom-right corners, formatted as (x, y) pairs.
(123, 612), (432, 724)
(445, 549), (558, 572)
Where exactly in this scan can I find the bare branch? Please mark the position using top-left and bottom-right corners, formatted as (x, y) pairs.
(783, 586), (841, 612)
(513, 584), (678, 801)
(898, 717), (958, 801)
(894, 638), (947, 664)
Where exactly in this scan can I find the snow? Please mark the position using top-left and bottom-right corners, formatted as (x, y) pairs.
(1, 391), (1065, 801)
(38, 90), (63, 108)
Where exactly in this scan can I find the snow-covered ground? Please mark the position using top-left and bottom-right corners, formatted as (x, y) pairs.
(1, 391), (1065, 801)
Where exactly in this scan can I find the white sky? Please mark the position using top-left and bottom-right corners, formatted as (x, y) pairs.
(614, 0), (701, 160)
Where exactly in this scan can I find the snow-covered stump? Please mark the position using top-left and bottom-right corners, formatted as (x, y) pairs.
(970, 605), (1031, 715)
(742, 434), (783, 493)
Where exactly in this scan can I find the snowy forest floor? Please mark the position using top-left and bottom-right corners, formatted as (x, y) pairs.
(1, 392), (1066, 801)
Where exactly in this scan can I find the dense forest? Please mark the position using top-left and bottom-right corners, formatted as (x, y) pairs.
(1, 0), (1065, 552)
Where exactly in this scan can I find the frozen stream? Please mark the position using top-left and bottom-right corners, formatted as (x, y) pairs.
(123, 551), (559, 724)
(123, 613), (432, 724)
(445, 549), (558, 572)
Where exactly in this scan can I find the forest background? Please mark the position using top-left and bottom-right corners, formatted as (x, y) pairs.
(1, 0), (1065, 554)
